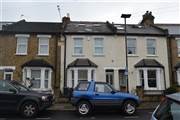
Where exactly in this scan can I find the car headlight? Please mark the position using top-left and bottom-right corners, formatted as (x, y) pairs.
(41, 96), (48, 101)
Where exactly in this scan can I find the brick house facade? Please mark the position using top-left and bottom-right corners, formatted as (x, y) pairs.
(0, 20), (62, 96)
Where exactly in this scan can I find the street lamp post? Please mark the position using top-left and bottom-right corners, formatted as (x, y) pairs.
(121, 14), (131, 93)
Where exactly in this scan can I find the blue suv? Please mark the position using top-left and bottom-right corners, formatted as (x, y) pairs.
(71, 80), (140, 116)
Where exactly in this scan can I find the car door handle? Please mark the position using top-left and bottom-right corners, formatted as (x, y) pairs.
(95, 93), (99, 96)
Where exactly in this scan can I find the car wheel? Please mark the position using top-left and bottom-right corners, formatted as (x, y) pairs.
(122, 100), (136, 115)
(77, 101), (92, 116)
(20, 101), (38, 118)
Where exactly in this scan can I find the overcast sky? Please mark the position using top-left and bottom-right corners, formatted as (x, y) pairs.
(0, 0), (180, 24)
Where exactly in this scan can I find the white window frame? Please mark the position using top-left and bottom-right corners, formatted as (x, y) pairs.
(94, 38), (104, 56)
(15, 34), (29, 55)
(67, 68), (96, 88)
(176, 69), (180, 85)
(37, 35), (51, 56)
(147, 39), (156, 55)
(127, 38), (137, 55)
(22, 67), (52, 91)
(176, 38), (180, 57)
(73, 37), (83, 56)
(3, 71), (13, 80)
(137, 68), (163, 90)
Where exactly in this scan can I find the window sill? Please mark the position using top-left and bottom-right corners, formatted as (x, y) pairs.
(38, 54), (49, 56)
(15, 53), (27, 56)
(146, 55), (158, 57)
(128, 54), (138, 57)
(72, 54), (85, 57)
(93, 54), (105, 57)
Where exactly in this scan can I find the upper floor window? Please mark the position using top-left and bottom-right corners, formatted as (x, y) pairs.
(74, 38), (83, 55)
(176, 39), (180, 56)
(94, 38), (104, 55)
(127, 38), (136, 55)
(147, 39), (156, 55)
(38, 35), (50, 56)
(16, 34), (29, 55)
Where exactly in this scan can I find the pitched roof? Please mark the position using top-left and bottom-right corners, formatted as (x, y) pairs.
(134, 59), (164, 68)
(67, 58), (98, 68)
(2, 20), (61, 34)
(64, 21), (166, 36)
(64, 21), (115, 35)
(156, 24), (180, 36)
(22, 59), (53, 69)
(115, 24), (166, 36)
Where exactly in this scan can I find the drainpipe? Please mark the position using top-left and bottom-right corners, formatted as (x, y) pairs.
(63, 33), (67, 95)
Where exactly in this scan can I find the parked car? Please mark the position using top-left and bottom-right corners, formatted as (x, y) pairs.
(0, 80), (54, 118)
(71, 80), (140, 116)
(151, 92), (180, 120)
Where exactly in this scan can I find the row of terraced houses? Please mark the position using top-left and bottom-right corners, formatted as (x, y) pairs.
(0, 11), (180, 102)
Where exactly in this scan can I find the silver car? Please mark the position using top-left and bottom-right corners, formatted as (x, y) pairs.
(151, 92), (180, 120)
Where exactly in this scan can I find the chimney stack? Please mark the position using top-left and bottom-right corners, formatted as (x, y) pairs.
(140, 11), (155, 26)
(62, 13), (70, 24)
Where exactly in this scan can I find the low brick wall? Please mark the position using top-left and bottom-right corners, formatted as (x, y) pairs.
(136, 87), (163, 102)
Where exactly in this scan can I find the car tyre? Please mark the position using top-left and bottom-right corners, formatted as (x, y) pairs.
(20, 101), (38, 118)
(77, 101), (92, 116)
(122, 100), (136, 115)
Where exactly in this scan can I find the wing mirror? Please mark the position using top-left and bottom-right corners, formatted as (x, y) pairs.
(9, 88), (17, 94)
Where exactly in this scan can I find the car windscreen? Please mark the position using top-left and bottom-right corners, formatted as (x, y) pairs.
(11, 81), (29, 91)
(75, 82), (90, 91)
(154, 98), (180, 120)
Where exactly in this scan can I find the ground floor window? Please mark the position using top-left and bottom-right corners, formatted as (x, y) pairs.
(23, 67), (52, 90)
(147, 70), (157, 88)
(78, 70), (88, 82)
(4, 71), (13, 81)
(137, 68), (164, 90)
(67, 68), (96, 88)
(176, 70), (180, 85)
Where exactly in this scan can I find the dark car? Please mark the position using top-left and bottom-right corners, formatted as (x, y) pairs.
(151, 92), (180, 120)
(0, 80), (54, 118)
(71, 80), (140, 116)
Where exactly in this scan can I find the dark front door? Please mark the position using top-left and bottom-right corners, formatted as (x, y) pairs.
(0, 80), (20, 110)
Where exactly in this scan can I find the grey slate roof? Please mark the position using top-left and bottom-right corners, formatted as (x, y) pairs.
(2, 20), (61, 34)
(0, 22), (14, 30)
(67, 58), (98, 68)
(64, 21), (115, 35)
(22, 59), (53, 69)
(134, 59), (164, 68)
(115, 24), (166, 36)
(156, 24), (180, 36)
(64, 21), (166, 36)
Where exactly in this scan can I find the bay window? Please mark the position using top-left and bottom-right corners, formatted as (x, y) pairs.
(137, 68), (164, 91)
(23, 67), (52, 90)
